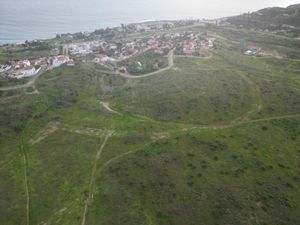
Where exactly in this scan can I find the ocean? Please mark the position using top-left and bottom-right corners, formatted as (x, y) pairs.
(0, 0), (294, 45)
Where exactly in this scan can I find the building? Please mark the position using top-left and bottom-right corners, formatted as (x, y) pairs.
(208, 39), (214, 48)
(12, 71), (25, 79)
(183, 42), (195, 54)
(67, 59), (75, 66)
(8, 66), (40, 79)
(52, 55), (69, 68)
(0, 65), (12, 73)
(93, 55), (115, 64)
(15, 60), (31, 69)
(244, 50), (257, 56)
(21, 66), (37, 77)
(244, 47), (261, 56)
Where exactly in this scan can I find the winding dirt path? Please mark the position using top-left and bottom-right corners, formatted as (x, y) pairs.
(100, 101), (122, 115)
(19, 137), (30, 225)
(100, 113), (300, 173)
(81, 131), (114, 225)
(192, 113), (300, 131)
(229, 71), (263, 124)
(175, 51), (213, 60)
(30, 121), (60, 145)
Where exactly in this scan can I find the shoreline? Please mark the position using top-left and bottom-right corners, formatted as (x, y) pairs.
(0, 18), (220, 46)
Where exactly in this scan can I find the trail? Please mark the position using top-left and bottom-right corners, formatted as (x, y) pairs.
(20, 137), (30, 225)
(30, 121), (60, 145)
(0, 158), (14, 172)
(100, 101), (155, 121)
(81, 131), (114, 225)
(192, 113), (300, 131)
(229, 71), (263, 124)
(175, 51), (213, 60)
(100, 114), (300, 173)
(61, 127), (105, 137)
(0, 68), (45, 91)
(100, 101), (123, 115)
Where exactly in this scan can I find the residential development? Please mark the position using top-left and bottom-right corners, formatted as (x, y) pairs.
(0, 55), (74, 79)
(0, 20), (221, 80)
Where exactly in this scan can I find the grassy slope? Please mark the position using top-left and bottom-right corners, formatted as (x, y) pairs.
(0, 26), (299, 225)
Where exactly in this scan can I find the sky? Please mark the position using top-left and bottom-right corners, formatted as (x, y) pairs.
(2, 0), (300, 19)
(180, 0), (299, 16)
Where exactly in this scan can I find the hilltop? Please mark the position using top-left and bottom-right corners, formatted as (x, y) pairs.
(226, 3), (300, 37)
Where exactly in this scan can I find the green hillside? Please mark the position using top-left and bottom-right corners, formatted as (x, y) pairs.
(1, 16), (300, 225)
(227, 4), (300, 37)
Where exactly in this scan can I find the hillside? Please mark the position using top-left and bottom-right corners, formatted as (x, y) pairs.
(0, 8), (300, 225)
(226, 4), (300, 37)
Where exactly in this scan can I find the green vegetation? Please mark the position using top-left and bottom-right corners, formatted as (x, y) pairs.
(227, 4), (300, 37)
(0, 42), (53, 64)
(0, 24), (300, 225)
(118, 49), (168, 75)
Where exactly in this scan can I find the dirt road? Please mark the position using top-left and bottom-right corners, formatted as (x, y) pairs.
(100, 101), (122, 115)
(81, 131), (114, 225)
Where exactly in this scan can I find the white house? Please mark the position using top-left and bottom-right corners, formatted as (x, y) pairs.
(0, 65), (12, 73)
(21, 66), (40, 77)
(208, 39), (214, 48)
(67, 59), (75, 66)
(52, 55), (69, 68)
(93, 55), (116, 64)
(15, 60), (31, 69)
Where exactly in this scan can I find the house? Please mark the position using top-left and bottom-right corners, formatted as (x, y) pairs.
(201, 38), (214, 49)
(21, 66), (37, 77)
(15, 60), (31, 69)
(52, 55), (69, 68)
(93, 55), (116, 65)
(244, 50), (257, 56)
(147, 39), (159, 49)
(183, 42), (195, 54)
(208, 38), (215, 48)
(118, 66), (127, 73)
(0, 65), (12, 73)
(136, 61), (143, 71)
(11, 71), (25, 79)
(244, 46), (261, 56)
(108, 44), (118, 51)
(32, 58), (48, 66)
(67, 59), (75, 66)
(67, 43), (93, 56)
(8, 66), (39, 79)
(249, 46), (261, 52)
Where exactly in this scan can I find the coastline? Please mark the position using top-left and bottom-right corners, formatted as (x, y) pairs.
(0, 18), (216, 46)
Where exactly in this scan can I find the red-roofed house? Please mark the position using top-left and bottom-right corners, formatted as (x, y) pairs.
(183, 42), (195, 54)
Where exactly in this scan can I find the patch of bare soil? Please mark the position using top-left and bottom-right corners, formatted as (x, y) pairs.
(30, 121), (60, 145)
